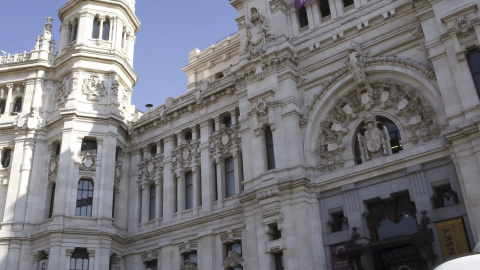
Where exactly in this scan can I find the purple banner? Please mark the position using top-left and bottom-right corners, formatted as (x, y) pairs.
(295, 0), (312, 9)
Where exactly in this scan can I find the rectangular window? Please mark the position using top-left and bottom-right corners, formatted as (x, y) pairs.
(343, 0), (354, 8)
(185, 171), (193, 210)
(112, 187), (116, 219)
(225, 157), (235, 198)
(48, 183), (56, 219)
(146, 260), (158, 270)
(225, 242), (242, 258)
(432, 184), (459, 209)
(265, 126), (275, 170)
(102, 19), (110, 40)
(467, 50), (480, 97)
(184, 252), (197, 265)
(0, 100), (6, 114)
(299, 6), (309, 28)
(1, 149), (12, 168)
(81, 139), (97, 155)
(275, 253), (284, 270)
(149, 184), (156, 220)
(319, 0), (331, 18)
(76, 179), (94, 217)
(214, 162), (218, 201)
(330, 212), (349, 233)
(70, 248), (89, 270)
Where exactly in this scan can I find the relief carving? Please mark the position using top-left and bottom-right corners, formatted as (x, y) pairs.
(79, 150), (96, 172)
(245, 7), (274, 59)
(222, 250), (243, 270)
(358, 114), (392, 161)
(82, 74), (106, 100)
(209, 124), (241, 158)
(182, 261), (198, 270)
(172, 139), (200, 171)
(440, 15), (480, 40)
(137, 154), (163, 185)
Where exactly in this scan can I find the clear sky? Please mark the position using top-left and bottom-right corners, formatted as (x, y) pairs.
(0, 0), (238, 111)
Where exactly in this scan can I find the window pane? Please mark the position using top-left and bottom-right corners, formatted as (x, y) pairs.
(185, 172), (193, 210)
(468, 52), (480, 73)
(0, 100), (5, 114)
(102, 20), (110, 40)
(92, 19), (100, 39)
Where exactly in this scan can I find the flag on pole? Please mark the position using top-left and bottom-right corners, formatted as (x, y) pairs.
(295, 0), (312, 9)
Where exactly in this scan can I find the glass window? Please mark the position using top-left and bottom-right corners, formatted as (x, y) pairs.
(432, 184), (459, 209)
(226, 242), (242, 257)
(81, 139), (97, 155)
(225, 157), (235, 198)
(112, 186), (116, 219)
(223, 115), (232, 128)
(48, 183), (56, 218)
(184, 252), (197, 265)
(331, 212), (349, 233)
(1, 149), (11, 168)
(467, 50), (480, 97)
(265, 126), (275, 170)
(102, 19), (110, 40)
(149, 184), (156, 220)
(150, 145), (157, 156)
(319, 0), (331, 18)
(271, 224), (281, 240)
(12, 98), (22, 113)
(185, 171), (193, 210)
(275, 253), (284, 270)
(70, 248), (89, 270)
(75, 179), (94, 217)
(146, 260), (157, 270)
(343, 0), (354, 8)
(0, 100), (6, 114)
(299, 6), (309, 28)
(185, 131), (193, 141)
(92, 18), (100, 39)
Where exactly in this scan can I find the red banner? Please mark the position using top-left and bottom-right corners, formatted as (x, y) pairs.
(295, 0), (312, 9)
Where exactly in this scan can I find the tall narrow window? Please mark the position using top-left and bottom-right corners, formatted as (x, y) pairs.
(0, 100), (6, 114)
(149, 184), (156, 220)
(214, 162), (218, 201)
(467, 50), (480, 97)
(112, 186), (116, 219)
(184, 252), (197, 266)
(102, 19), (110, 40)
(150, 145), (157, 156)
(76, 179), (94, 217)
(225, 157), (235, 198)
(12, 98), (22, 113)
(343, 0), (354, 8)
(1, 149), (12, 168)
(299, 6), (309, 28)
(92, 18), (100, 39)
(274, 253), (284, 270)
(265, 126), (275, 170)
(223, 115), (232, 128)
(225, 241), (243, 269)
(185, 171), (193, 210)
(81, 139), (97, 155)
(319, 0), (331, 18)
(48, 183), (56, 218)
(70, 248), (89, 270)
(146, 260), (158, 270)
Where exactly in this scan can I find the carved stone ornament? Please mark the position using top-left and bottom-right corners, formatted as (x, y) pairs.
(209, 124), (241, 158)
(347, 41), (367, 86)
(172, 140), (200, 171)
(182, 261), (198, 270)
(49, 156), (59, 175)
(440, 15), (480, 40)
(315, 78), (440, 171)
(138, 154), (163, 184)
(79, 150), (96, 172)
(245, 7), (274, 59)
(82, 74), (106, 100)
(55, 77), (69, 104)
(358, 114), (392, 161)
(111, 79), (120, 98)
(222, 250), (243, 270)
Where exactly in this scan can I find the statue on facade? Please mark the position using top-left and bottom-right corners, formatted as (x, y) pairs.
(82, 74), (106, 100)
(358, 114), (392, 161)
(245, 7), (273, 59)
(347, 41), (367, 86)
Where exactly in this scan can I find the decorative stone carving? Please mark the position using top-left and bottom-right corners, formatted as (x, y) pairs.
(209, 124), (241, 158)
(82, 74), (106, 100)
(347, 41), (367, 86)
(440, 15), (480, 40)
(249, 97), (279, 136)
(222, 251), (243, 270)
(114, 151), (125, 188)
(358, 114), (392, 161)
(111, 79), (120, 98)
(137, 154), (163, 185)
(79, 150), (96, 172)
(182, 261), (198, 270)
(55, 77), (68, 104)
(245, 7), (274, 59)
(172, 139), (200, 171)
(256, 187), (280, 200)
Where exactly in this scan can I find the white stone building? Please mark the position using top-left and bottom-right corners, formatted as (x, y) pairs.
(1, 0), (480, 269)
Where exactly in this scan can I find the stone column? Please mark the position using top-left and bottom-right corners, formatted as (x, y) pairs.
(305, 1), (316, 29)
(98, 16), (105, 40)
(214, 116), (220, 131)
(97, 135), (117, 220)
(341, 183), (367, 236)
(88, 249), (95, 270)
(192, 165), (200, 208)
(143, 146), (151, 160)
(156, 141), (162, 156)
(177, 170), (186, 212)
(5, 240), (21, 270)
(200, 120), (213, 211)
(65, 249), (73, 270)
(4, 83), (13, 115)
(162, 135), (175, 222)
(155, 179), (162, 221)
(335, 0), (344, 16)
(128, 149), (141, 232)
(58, 23), (70, 53)
(233, 151), (242, 195)
(215, 157), (225, 205)
(76, 11), (91, 46)
(141, 183), (149, 223)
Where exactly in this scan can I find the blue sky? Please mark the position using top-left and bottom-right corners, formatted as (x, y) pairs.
(0, 0), (238, 111)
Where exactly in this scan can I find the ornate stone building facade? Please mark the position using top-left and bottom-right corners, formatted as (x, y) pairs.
(0, 0), (479, 269)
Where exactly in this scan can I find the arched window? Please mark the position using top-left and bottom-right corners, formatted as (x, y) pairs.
(102, 19), (110, 40)
(354, 116), (402, 164)
(12, 98), (22, 113)
(70, 248), (89, 270)
(92, 17), (100, 39)
(76, 179), (94, 217)
(299, 6), (309, 28)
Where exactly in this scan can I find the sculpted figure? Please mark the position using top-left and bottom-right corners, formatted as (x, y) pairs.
(358, 114), (392, 161)
(347, 42), (367, 86)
